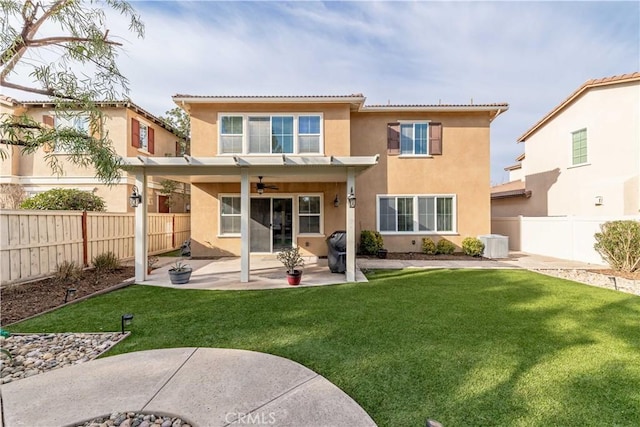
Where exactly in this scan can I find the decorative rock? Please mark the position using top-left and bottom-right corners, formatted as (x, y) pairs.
(0, 333), (125, 384)
(161, 420), (172, 427)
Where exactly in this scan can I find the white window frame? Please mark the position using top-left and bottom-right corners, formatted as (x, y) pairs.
(138, 121), (150, 152)
(297, 194), (324, 236)
(398, 120), (430, 156)
(219, 194), (242, 236)
(49, 111), (89, 154)
(376, 194), (457, 235)
(217, 113), (324, 155)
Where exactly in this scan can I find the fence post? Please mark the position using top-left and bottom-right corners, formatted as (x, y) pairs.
(82, 210), (88, 267)
(172, 214), (176, 249)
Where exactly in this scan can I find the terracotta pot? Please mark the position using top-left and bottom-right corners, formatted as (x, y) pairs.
(286, 270), (303, 286)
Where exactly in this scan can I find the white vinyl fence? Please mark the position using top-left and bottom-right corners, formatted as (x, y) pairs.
(492, 215), (640, 265)
(0, 210), (190, 285)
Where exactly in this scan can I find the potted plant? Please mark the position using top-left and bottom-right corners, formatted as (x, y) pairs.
(168, 260), (192, 285)
(377, 248), (388, 259)
(276, 246), (305, 286)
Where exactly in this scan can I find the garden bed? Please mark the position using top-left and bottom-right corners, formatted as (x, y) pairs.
(358, 252), (487, 261)
(1, 267), (135, 326)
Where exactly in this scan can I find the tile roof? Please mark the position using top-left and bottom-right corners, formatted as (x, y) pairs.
(490, 180), (531, 199)
(518, 72), (640, 142)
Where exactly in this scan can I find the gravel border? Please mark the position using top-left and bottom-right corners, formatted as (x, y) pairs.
(74, 412), (194, 427)
(1, 332), (129, 384)
(533, 269), (640, 295)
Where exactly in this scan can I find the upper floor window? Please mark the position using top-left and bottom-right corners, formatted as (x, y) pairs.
(43, 113), (89, 153)
(571, 128), (587, 165)
(132, 118), (154, 154)
(218, 114), (323, 155)
(388, 122), (442, 157)
(400, 123), (428, 155)
(378, 195), (455, 233)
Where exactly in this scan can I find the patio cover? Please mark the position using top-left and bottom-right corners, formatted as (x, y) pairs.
(123, 154), (380, 283)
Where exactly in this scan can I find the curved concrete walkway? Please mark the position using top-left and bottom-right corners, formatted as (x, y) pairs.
(1, 348), (376, 427)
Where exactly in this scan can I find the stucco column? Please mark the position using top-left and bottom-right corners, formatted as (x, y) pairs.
(346, 167), (356, 282)
(240, 169), (250, 282)
(134, 172), (148, 282)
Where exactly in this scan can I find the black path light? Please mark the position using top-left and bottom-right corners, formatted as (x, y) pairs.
(121, 314), (134, 334)
(64, 288), (77, 303)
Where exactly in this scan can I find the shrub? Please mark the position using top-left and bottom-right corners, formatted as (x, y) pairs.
(422, 238), (437, 255)
(20, 188), (106, 211)
(462, 237), (485, 257)
(436, 239), (456, 255)
(594, 220), (640, 272)
(92, 251), (120, 273)
(54, 260), (82, 284)
(360, 230), (384, 255)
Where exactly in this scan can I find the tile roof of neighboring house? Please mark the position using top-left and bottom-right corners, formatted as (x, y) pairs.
(518, 72), (640, 142)
(490, 180), (531, 199)
(11, 99), (182, 136)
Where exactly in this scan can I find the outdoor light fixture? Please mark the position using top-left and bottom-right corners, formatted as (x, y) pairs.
(347, 187), (356, 208)
(64, 288), (77, 303)
(595, 195), (603, 206)
(121, 313), (134, 334)
(334, 194), (340, 207)
(257, 187), (264, 195)
(129, 185), (142, 208)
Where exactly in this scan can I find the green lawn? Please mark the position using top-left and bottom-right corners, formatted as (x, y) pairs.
(8, 269), (640, 426)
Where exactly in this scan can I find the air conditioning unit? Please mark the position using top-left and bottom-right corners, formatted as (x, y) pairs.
(478, 234), (509, 259)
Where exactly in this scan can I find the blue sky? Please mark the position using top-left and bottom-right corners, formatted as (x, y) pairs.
(7, 1), (640, 183)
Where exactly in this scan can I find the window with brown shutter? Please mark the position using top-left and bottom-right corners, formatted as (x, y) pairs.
(131, 118), (140, 148)
(429, 122), (442, 155)
(148, 127), (155, 154)
(387, 122), (400, 155)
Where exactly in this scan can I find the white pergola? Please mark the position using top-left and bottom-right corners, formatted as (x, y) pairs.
(123, 154), (379, 284)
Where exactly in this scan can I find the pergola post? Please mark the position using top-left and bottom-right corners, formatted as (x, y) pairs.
(240, 169), (250, 282)
(134, 172), (148, 282)
(346, 167), (356, 282)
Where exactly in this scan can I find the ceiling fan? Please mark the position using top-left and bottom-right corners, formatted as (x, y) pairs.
(256, 176), (278, 194)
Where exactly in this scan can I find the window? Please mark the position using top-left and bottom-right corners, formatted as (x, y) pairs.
(378, 195), (455, 233)
(220, 196), (241, 234)
(298, 116), (321, 153)
(219, 114), (322, 154)
(298, 195), (321, 234)
(52, 114), (89, 153)
(220, 116), (243, 153)
(131, 118), (154, 154)
(572, 128), (587, 165)
(400, 123), (428, 155)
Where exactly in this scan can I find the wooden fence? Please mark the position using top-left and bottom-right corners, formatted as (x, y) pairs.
(0, 210), (190, 286)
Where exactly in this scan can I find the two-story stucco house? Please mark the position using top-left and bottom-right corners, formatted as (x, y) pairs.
(124, 94), (507, 282)
(0, 96), (188, 213)
(492, 72), (640, 218)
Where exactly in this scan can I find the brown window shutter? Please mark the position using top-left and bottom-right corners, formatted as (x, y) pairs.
(131, 118), (140, 148)
(387, 122), (400, 155)
(42, 115), (55, 152)
(429, 122), (442, 155)
(43, 115), (54, 127)
(148, 127), (155, 154)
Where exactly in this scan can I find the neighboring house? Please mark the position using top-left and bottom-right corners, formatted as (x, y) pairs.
(0, 96), (188, 212)
(492, 72), (640, 217)
(124, 94), (507, 281)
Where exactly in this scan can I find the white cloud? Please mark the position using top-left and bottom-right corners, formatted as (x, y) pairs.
(4, 1), (638, 183)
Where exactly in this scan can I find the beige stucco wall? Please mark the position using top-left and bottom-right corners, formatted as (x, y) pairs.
(189, 103), (351, 156)
(0, 104), (186, 213)
(351, 111), (493, 251)
(190, 181), (347, 257)
(505, 81), (640, 217)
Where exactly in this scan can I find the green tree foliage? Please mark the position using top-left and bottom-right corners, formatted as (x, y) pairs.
(161, 106), (190, 155)
(594, 220), (640, 272)
(0, 0), (144, 184)
(20, 188), (106, 211)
